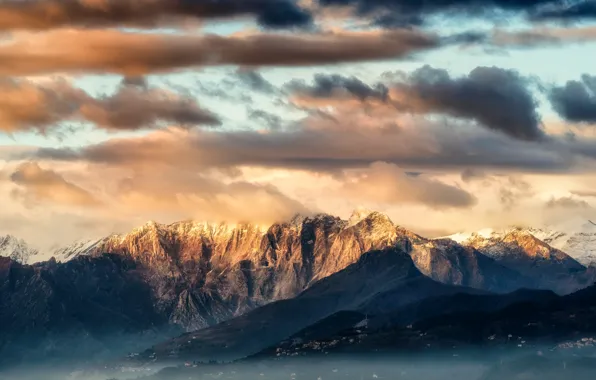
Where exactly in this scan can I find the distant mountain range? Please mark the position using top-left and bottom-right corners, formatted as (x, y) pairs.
(1, 210), (596, 369)
(448, 219), (596, 267)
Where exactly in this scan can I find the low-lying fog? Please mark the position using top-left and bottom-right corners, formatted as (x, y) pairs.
(3, 349), (596, 380)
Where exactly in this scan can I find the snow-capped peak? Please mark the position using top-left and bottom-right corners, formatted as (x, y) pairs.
(447, 228), (497, 243)
(0, 235), (39, 264)
(348, 207), (376, 227)
(525, 219), (596, 266)
(447, 219), (596, 266)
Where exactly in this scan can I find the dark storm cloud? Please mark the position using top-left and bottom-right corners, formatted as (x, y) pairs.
(389, 65), (544, 141)
(0, 0), (312, 30)
(255, 0), (313, 29)
(0, 29), (441, 76)
(549, 74), (596, 124)
(286, 74), (390, 102)
(292, 66), (543, 141)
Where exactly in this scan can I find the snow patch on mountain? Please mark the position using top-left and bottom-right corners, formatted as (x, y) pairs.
(49, 238), (105, 263)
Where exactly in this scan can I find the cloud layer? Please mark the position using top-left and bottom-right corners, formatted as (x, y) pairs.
(0, 29), (439, 76)
(0, 0), (313, 30)
(549, 74), (596, 124)
(288, 65), (543, 140)
(9, 162), (100, 207)
(340, 162), (477, 209)
(0, 77), (219, 133)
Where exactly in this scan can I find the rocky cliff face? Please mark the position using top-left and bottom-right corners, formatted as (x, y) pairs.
(72, 211), (523, 330)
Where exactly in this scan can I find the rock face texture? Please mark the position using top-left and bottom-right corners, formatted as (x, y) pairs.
(81, 212), (414, 332)
(142, 247), (485, 363)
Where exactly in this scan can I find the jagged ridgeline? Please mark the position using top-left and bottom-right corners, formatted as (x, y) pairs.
(1, 210), (595, 366)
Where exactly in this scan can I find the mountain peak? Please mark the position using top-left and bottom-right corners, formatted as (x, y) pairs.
(0, 235), (39, 264)
(348, 208), (392, 228)
(348, 207), (374, 226)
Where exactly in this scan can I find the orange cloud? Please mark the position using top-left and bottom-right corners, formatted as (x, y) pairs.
(35, 112), (575, 175)
(0, 28), (439, 76)
(115, 169), (311, 225)
(9, 161), (101, 207)
(340, 162), (477, 209)
(0, 77), (219, 133)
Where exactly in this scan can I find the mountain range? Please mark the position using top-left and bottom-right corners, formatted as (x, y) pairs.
(1, 210), (596, 370)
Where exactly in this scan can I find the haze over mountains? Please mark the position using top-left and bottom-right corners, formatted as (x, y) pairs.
(1, 210), (596, 370)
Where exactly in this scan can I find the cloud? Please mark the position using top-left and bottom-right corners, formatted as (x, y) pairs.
(497, 176), (534, 210)
(572, 189), (596, 198)
(0, 0), (313, 30)
(0, 28), (440, 76)
(549, 74), (596, 124)
(288, 66), (543, 141)
(319, 0), (556, 25)
(0, 77), (220, 133)
(115, 168), (311, 224)
(388, 65), (544, 141)
(460, 168), (487, 183)
(247, 108), (283, 130)
(9, 162), (100, 207)
(490, 26), (596, 48)
(80, 78), (221, 131)
(286, 74), (389, 102)
(236, 69), (277, 93)
(545, 195), (592, 209)
(532, 1), (596, 21)
(32, 113), (577, 174)
(340, 162), (477, 209)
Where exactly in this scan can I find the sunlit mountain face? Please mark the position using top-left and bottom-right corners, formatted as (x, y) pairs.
(1, 0), (596, 379)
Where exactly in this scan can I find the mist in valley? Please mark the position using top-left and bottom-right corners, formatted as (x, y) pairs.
(3, 348), (596, 380)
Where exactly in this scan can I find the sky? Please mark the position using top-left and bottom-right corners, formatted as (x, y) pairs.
(1, 0), (596, 249)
